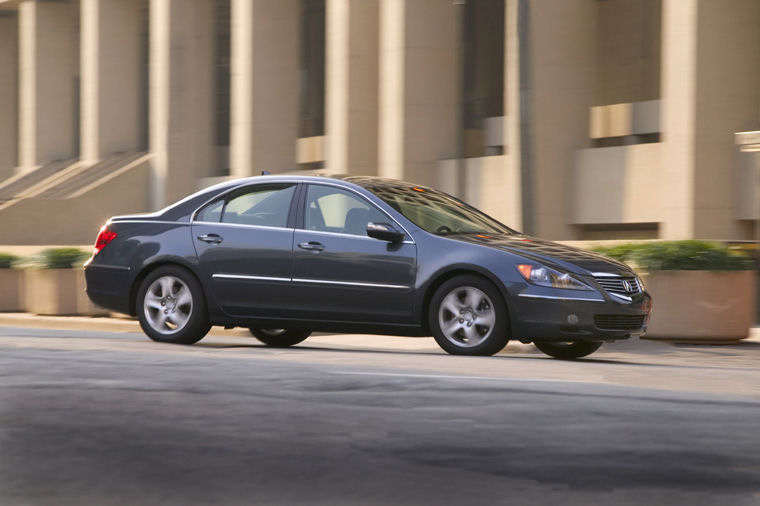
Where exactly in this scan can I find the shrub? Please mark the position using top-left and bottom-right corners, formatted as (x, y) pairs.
(39, 248), (90, 269)
(593, 241), (755, 271)
(0, 253), (19, 269)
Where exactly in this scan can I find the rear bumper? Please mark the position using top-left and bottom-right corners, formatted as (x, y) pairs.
(509, 291), (651, 343)
(84, 264), (132, 315)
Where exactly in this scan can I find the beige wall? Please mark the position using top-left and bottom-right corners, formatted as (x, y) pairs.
(573, 143), (661, 224)
(0, 13), (18, 180)
(149, 0), (215, 208)
(80, 0), (142, 162)
(378, 0), (460, 188)
(529, 0), (596, 239)
(325, 0), (379, 176)
(230, 0), (298, 178)
(661, 0), (760, 240)
(18, 0), (76, 169)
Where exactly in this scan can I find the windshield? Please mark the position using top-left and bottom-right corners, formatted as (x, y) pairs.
(365, 183), (515, 236)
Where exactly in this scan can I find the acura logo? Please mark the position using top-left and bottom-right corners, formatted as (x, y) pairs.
(622, 280), (633, 292)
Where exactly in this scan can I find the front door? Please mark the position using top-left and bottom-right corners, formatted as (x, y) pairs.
(290, 184), (417, 323)
(192, 182), (298, 318)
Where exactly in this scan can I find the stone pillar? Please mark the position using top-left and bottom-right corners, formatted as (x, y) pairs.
(80, 0), (142, 163)
(503, 0), (524, 231)
(378, 0), (460, 187)
(18, 0), (76, 170)
(150, 0), (215, 208)
(0, 13), (18, 180)
(661, 0), (760, 240)
(525, 0), (595, 239)
(230, 0), (299, 178)
(325, 0), (379, 176)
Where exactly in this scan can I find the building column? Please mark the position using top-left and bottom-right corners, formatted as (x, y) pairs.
(0, 13), (18, 180)
(80, 0), (142, 163)
(150, 0), (214, 208)
(661, 0), (759, 240)
(230, 0), (299, 178)
(18, 0), (76, 170)
(325, 0), (379, 176)
(525, 0), (595, 239)
(378, 0), (460, 187)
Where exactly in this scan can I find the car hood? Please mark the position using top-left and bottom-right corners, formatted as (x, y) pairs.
(450, 233), (634, 276)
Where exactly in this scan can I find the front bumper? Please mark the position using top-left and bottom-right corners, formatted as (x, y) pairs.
(508, 288), (651, 343)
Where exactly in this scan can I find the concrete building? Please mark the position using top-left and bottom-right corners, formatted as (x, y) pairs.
(0, 0), (759, 244)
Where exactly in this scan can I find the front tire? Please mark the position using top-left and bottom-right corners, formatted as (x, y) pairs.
(136, 266), (211, 345)
(429, 275), (509, 356)
(249, 328), (311, 347)
(534, 340), (603, 359)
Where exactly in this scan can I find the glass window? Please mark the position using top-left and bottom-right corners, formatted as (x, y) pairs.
(221, 184), (296, 228)
(196, 199), (224, 223)
(304, 185), (386, 237)
(365, 183), (515, 236)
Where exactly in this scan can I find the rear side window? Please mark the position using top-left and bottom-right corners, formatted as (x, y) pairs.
(195, 184), (296, 228)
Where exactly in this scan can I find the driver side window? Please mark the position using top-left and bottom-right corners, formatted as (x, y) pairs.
(304, 185), (386, 237)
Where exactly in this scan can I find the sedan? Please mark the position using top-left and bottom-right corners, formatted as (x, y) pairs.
(84, 175), (651, 359)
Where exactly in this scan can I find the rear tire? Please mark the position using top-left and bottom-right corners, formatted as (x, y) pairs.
(136, 265), (210, 345)
(429, 275), (509, 356)
(534, 340), (603, 359)
(249, 328), (311, 347)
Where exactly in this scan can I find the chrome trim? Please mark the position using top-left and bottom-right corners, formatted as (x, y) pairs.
(295, 227), (415, 245)
(111, 220), (188, 226)
(608, 291), (633, 303)
(591, 272), (631, 277)
(212, 274), (291, 283)
(193, 221), (293, 232)
(517, 293), (605, 303)
(292, 277), (410, 290)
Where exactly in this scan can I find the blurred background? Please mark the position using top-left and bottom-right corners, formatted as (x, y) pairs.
(0, 0), (759, 247)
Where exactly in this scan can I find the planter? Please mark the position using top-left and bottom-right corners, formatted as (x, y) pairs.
(0, 269), (24, 312)
(643, 270), (756, 342)
(25, 269), (108, 316)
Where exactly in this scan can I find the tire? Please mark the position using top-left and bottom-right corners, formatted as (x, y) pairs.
(429, 275), (509, 356)
(249, 328), (311, 347)
(534, 340), (603, 360)
(136, 265), (211, 345)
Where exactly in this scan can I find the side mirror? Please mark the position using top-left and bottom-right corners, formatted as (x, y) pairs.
(366, 222), (405, 243)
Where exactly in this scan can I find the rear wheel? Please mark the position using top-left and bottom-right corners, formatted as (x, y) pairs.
(249, 328), (311, 347)
(534, 340), (603, 359)
(137, 266), (210, 344)
(429, 275), (509, 356)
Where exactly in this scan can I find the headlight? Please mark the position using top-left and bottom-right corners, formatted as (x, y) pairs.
(516, 264), (592, 291)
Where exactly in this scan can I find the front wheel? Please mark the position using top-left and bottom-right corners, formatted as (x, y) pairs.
(429, 275), (510, 356)
(534, 340), (603, 360)
(136, 266), (210, 345)
(249, 328), (311, 347)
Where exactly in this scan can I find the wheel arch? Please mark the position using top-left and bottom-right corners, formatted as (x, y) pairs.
(419, 267), (513, 337)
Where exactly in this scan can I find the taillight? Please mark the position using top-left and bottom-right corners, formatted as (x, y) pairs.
(93, 225), (117, 255)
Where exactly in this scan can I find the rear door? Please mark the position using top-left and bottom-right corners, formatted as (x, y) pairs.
(191, 183), (299, 318)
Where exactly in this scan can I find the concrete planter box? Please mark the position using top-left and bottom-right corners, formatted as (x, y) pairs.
(643, 270), (756, 342)
(25, 269), (107, 316)
(0, 269), (24, 312)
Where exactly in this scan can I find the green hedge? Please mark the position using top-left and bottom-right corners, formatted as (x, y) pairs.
(593, 240), (755, 271)
(0, 253), (19, 269)
(39, 248), (90, 269)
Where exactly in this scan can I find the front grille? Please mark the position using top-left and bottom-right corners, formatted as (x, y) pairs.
(594, 275), (642, 296)
(594, 314), (646, 330)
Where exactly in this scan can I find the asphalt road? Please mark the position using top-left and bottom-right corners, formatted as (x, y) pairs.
(1, 325), (759, 505)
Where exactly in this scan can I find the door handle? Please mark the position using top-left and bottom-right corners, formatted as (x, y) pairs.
(197, 233), (223, 244)
(298, 241), (325, 252)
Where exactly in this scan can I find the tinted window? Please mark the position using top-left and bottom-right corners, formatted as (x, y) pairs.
(221, 184), (296, 228)
(304, 185), (386, 237)
(196, 199), (224, 223)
